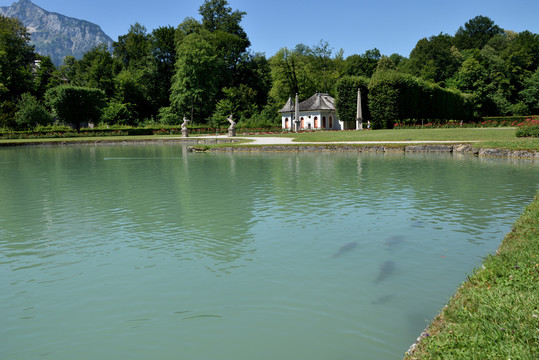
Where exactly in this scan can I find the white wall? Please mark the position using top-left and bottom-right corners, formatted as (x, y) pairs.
(282, 111), (341, 130)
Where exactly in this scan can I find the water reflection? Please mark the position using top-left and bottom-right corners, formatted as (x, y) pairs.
(0, 145), (260, 274)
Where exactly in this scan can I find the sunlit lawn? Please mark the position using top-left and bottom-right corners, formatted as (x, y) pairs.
(273, 127), (517, 141)
(2, 127), (538, 151)
(257, 128), (539, 150)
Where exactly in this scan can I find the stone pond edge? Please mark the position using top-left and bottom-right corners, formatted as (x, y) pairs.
(2, 139), (538, 159)
(188, 143), (539, 159)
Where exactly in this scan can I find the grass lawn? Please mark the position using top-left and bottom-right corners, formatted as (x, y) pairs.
(276, 127), (517, 142)
(2, 127), (539, 151)
(260, 128), (539, 151)
(404, 192), (539, 360)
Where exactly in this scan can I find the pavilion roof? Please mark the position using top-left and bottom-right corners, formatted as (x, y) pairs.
(278, 93), (336, 113)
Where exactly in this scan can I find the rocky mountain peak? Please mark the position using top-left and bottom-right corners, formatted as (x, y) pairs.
(0, 0), (114, 66)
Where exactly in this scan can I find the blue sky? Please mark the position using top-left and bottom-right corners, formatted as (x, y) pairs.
(6, 0), (539, 58)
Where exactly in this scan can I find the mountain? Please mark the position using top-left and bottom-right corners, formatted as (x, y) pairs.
(0, 0), (113, 66)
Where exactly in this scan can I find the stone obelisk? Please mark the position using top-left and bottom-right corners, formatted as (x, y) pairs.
(356, 88), (363, 130)
(294, 93), (300, 132)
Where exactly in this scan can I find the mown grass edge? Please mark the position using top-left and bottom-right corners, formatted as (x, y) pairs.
(404, 191), (539, 359)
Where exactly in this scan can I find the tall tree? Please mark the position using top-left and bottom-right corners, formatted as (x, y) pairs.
(150, 26), (177, 109)
(519, 68), (539, 114)
(454, 16), (504, 50)
(32, 54), (62, 99)
(269, 42), (343, 105)
(0, 15), (34, 101)
(343, 48), (381, 77)
(405, 33), (462, 83)
(66, 44), (119, 98)
(113, 23), (151, 70)
(236, 52), (271, 109)
(269, 47), (311, 104)
(199, 0), (249, 43)
(198, 0), (250, 87)
(170, 32), (221, 122)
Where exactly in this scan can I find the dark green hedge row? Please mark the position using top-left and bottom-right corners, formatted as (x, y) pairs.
(368, 71), (474, 128)
(483, 115), (538, 123)
(0, 128), (160, 139)
(335, 76), (371, 123)
(0, 125), (284, 139)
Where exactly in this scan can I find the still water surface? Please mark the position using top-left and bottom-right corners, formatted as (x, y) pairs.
(1, 144), (538, 359)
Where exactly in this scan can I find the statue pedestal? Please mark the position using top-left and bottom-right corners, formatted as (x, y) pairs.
(356, 118), (363, 130)
(228, 129), (236, 137)
(181, 129), (189, 138)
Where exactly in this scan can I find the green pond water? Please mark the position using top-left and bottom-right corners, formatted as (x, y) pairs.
(1, 144), (538, 359)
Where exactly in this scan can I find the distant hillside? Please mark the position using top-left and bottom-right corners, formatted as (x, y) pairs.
(0, 0), (113, 66)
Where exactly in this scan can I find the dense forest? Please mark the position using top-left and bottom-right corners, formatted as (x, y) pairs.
(1, 0), (538, 130)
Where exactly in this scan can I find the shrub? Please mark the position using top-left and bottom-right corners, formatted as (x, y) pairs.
(515, 118), (539, 137)
(157, 107), (180, 125)
(15, 93), (53, 129)
(101, 102), (135, 125)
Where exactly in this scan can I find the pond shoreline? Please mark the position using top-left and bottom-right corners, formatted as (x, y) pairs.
(404, 192), (539, 359)
(2, 137), (538, 158)
(188, 143), (539, 159)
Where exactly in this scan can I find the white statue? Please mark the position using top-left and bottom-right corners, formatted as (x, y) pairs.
(181, 116), (190, 131)
(227, 114), (236, 130)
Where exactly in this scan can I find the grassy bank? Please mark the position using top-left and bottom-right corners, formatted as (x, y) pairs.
(278, 128), (517, 142)
(404, 192), (539, 359)
(265, 128), (539, 151)
(1, 127), (539, 151)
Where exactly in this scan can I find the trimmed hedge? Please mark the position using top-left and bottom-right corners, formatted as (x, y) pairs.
(368, 70), (474, 129)
(335, 76), (371, 123)
(0, 125), (285, 139)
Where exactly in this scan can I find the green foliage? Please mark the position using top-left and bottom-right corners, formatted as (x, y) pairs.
(45, 85), (106, 130)
(236, 52), (272, 108)
(335, 75), (370, 123)
(15, 93), (53, 128)
(113, 23), (151, 70)
(0, 100), (17, 129)
(199, 0), (248, 43)
(0, 15), (34, 102)
(211, 84), (258, 125)
(269, 42), (342, 105)
(63, 44), (119, 98)
(343, 48), (381, 77)
(368, 70), (473, 128)
(32, 55), (62, 98)
(101, 101), (135, 125)
(519, 68), (539, 114)
(515, 118), (539, 138)
(114, 68), (154, 123)
(157, 106), (180, 125)
(150, 26), (176, 110)
(454, 15), (504, 50)
(170, 32), (221, 122)
(405, 33), (462, 83)
(4, 7), (539, 132)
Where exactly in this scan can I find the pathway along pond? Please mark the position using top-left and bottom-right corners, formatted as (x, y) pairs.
(1, 144), (538, 360)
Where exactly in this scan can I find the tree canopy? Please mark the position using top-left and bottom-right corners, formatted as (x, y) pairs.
(1, 7), (538, 131)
